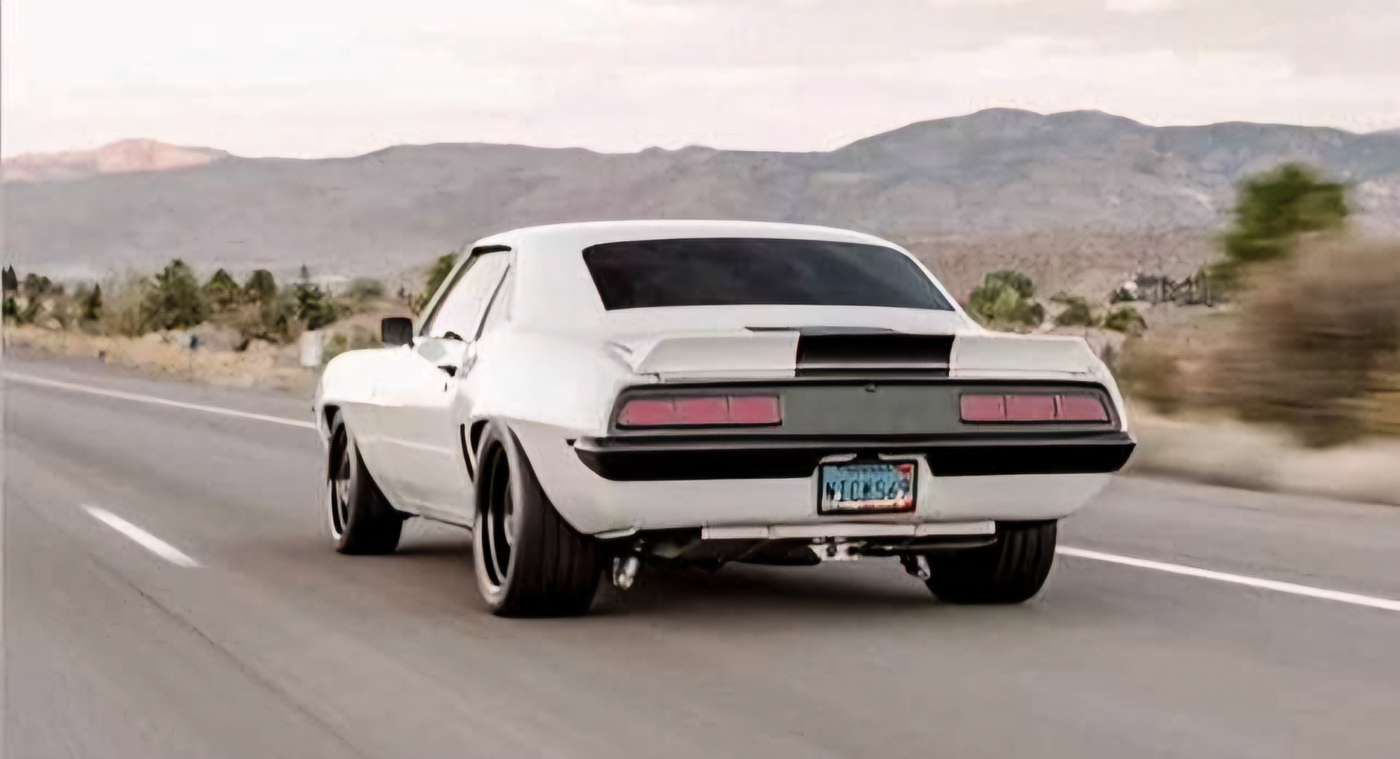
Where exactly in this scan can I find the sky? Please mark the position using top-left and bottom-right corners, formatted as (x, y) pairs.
(4, 0), (1400, 159)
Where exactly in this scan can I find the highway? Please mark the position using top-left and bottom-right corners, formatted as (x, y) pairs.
(5, 356), (1400, 758)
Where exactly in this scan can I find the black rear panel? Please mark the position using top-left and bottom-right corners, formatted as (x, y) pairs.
(795, 333), (953, 375)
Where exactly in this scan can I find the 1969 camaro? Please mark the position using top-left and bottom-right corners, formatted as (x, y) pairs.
(314, 220), (1134, 616)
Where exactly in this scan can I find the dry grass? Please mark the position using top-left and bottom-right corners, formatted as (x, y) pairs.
(1115, 237), (1400, 446)
(3, 325), (313, 391)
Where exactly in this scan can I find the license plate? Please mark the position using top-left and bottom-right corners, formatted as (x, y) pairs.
(818, 461), (917, 514)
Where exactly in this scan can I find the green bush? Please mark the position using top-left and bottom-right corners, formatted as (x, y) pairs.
(294, 283), (339, 331)
(968, 270), (1044, 328)
(141, 259), (208, 331)
(416, 253), (458, 313)
(204, 269), (241, 311)
(244, 269), (278, 303)
(76, 284), (103, 322)
(1213, 163), (1348, 289)
(1053, 295), (1098, 327)
(1103, 306), (1146, 334)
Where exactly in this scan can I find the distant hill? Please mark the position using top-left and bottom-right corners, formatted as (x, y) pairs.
(2, 139), (229, 183)
(5, 109), (1399, 298)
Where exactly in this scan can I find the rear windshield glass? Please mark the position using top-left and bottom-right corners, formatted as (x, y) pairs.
(582, 238), (953, 311)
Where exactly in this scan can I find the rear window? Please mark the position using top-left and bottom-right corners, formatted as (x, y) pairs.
(582, 238), (953, 311)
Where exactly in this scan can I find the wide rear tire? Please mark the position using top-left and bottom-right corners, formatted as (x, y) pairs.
(326, 411), (404, 555)
(473, 423), (601, 617)
(923, 521), (1057, 604)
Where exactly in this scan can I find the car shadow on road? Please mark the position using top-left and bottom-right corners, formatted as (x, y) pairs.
(277, 525), (1067, 621)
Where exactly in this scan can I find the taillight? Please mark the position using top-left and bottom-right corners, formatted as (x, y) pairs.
(960, 393), (1109, 423)
(617, 395), (782, 428)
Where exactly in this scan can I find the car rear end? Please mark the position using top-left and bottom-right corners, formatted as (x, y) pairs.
(502, 226), (1134, 569)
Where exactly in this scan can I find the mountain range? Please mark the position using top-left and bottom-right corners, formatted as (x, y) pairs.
(5, 109), (1399, 298)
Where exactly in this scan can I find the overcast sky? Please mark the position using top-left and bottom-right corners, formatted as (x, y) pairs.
(4, 0), (1399, 158)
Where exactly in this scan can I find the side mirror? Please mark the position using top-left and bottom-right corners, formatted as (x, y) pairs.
(381, 317), (414, 347)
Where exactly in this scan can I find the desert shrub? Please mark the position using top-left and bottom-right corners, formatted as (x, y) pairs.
(968, 270), (1044, 328)
(341, 277), (388, 315)
(1103, 306), (1146, 335)
(75, 284), (103, 323)
(321, 325), (381, 363)
(294, 282), (339, 330)
(347, 277), (385, 302)
(142, 259), (208, 330)
(244, 269), (278, 302)
(416, 253), (458, 313)
(1053, 295), (1098, 327)
(100, 275), (150, 337)
(1210, 238), (1400, 446)
(1115, 337), (1185, 415)
(204, 269), (241, 311)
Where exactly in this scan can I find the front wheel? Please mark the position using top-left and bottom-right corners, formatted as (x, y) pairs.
(922, 521), (1057, 604)
(326, 411), (404, 555)
(473, 423), (600, 617)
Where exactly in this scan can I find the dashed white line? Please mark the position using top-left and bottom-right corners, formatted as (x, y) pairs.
(1058, 546), (1400, 613)
(84, 506), (201, 568)
(4, 372), (315, 429)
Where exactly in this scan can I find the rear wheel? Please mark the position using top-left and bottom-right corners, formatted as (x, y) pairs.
(473, 423), (600, 617)
(326, 411), (404, 555)
(922, 521), (1057, 604)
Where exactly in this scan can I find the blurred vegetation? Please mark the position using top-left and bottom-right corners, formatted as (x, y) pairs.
(322, 325), (383, 364)
(1114, 163), (1398, 446)
(1051, 294), (1098, 328)
(1212, 163), (1349, 289)
(142, 259), (208, 330)
(1213, 239), (1400, 446)
(1102, 306), (1145, 335)
(3, 254), (418, 357)
(415, 252), (459, 314)
(968, 270), (1044, 328)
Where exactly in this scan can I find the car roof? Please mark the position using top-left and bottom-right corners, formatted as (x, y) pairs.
(471, 219), (891, 253)
(466, 220), (969, 337)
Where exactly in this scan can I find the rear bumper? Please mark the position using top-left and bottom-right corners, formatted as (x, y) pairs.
(573, 432), (1135, 481)
(508, 420), (1126, 535)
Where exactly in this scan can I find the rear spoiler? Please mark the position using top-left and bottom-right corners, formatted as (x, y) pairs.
(619, 329), (1100, 381)
(613, 328), (1124, 429)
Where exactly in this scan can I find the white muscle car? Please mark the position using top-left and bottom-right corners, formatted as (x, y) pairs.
(314, 220), (1134, 616)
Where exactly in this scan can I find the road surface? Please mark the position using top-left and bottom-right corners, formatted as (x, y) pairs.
(5, 357), (1399, 758)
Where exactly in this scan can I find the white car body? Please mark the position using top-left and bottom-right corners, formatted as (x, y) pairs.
(315, 220), (1132, 551)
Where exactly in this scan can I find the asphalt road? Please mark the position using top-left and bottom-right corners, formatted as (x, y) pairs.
(5, 356), (1400, 759)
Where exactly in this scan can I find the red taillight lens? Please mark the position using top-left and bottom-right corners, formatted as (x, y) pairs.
(616, 399), (675, 427)
(1006, 394), (1057, 421)
(617, 395), (782, 428)
(727, 395), (782, 424)
(960, 393), (1109, 423)
(959, 394), (1007, 422)
(1056, 394), (1111, 422)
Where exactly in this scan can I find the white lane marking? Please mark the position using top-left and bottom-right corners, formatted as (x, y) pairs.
(1058, 546), (1400, 613)
(84, 506), (200, 568)
(4, 372), (316, 430)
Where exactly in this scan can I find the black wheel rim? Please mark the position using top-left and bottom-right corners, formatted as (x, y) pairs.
(330, 429), (352, 537)
(482, 447), (513, 588)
